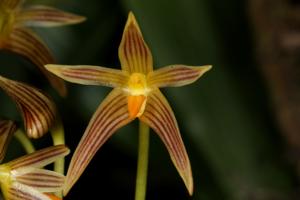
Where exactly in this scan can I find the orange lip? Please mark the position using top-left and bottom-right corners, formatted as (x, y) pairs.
(128, 95), (147, 118)
(45, 194), (62, 200)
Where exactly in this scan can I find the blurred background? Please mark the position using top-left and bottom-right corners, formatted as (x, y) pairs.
(1, 0), (300, 199)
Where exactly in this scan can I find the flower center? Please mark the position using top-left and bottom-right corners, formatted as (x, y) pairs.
(126, 73), (149, 118)
(126, 73), (149, 95)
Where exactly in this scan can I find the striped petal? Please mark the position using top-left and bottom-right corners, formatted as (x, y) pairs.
(13, 168), (65, 193)
(64, 88), (133, 195)
(16, 5), (86, 27)
(3, 28), (67, 96)
(7, 182), (51, 200)
(45, 64), (129, 87)
(118, 12), (153, 74)
(0, 120), (16, 162)
(7, 145), (69, 170)
(0, 76), (56, 138)
(139, 89), (193, 195)
(1, 0), (23, 9)
(147, 65), (212, 88)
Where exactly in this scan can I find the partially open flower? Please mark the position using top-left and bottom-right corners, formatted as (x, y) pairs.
(0, 145), (70, 200)
(0, 76), (56, 138)
(0, 0), (86, 96)
(46, 12), (211, 195)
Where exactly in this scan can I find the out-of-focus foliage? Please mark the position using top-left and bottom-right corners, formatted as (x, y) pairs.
(0, 0), (296, 200)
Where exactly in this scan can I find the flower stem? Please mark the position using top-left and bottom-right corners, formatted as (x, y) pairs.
(14, 129), (35, 154)
(50, 118), (65, 198)
(135, 121), (150, 200)
(50, 118), (65, 175)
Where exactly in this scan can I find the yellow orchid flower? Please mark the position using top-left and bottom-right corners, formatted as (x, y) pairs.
(0, 120), (68, 200)
(0, 139), (69, 200)
(46, 12), (211, 196)
(0, 76), (56, 138)
(0, 0), (85, 96)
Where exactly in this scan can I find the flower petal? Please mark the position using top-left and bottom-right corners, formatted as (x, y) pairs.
(64, 88), (133, 195)
(0, 120), (16, 162)
(147, 65), (212, 88)
(16, 5), (86, 27)
(7, 145), (69, 170)
(1, 0), (23, 9)
(8, 182), (51, 200)
(118, 12), (153, 74)
(45, 64), (128, 87)
(0, 76), (56, 138)
(3, 28), (67, 96)
(139, 89), (193, 195)
(13, 168), (65, 193)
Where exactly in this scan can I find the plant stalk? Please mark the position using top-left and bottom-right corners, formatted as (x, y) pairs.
(135, 121), (150, 200)
(50, 118), (65, 175)
(50, 118), (65, 198)
(14, 129), (35, 154)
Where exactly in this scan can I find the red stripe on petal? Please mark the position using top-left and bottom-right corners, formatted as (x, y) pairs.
(8, 145), (69, 169)
(64, 89), (133, 195)
(148, 65), (212, 88)
(4, 28), (66, 96)
(16, 5), (85, 27)
(45, 65), (128, 87)
(0, 120), (16, 162)
(0, 76), (56, 138)
(139, 89), (193, 195)
(118, 12), (153, 74)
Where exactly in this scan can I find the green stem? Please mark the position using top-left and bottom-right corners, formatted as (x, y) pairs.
(14, 129), (35, 154)
(135, 121), (150, 200)
(50, 118), (65, 198)
(50, 118), (65, 174)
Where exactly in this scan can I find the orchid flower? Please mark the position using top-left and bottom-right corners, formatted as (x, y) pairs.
(0, 76), (56, 138)
(46, 12), (211, 195)
(0, 145), (69, 200)
(0, 123), (69, 200)
(0, 0), (85, 96)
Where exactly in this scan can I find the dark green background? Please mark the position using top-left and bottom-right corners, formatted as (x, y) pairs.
(0, 0), (296, 199)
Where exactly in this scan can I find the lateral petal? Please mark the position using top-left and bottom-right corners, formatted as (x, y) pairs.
(64, 89), (133, 195)
(0, 76), (56, 138)
(13, 168), (65, 193)
(7, 182), (51, 200)
(0, 120), (16, 162)
(147, 65), (212, 88)
(16, 5), (86, 27)
(139, 89), (193, 195)
(45, 64), (128, 87)
(7, 145), (69, 170)
(1, 0), (23, 10)
(118, 12), (153, 74)
(3, 28), (66, 96)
